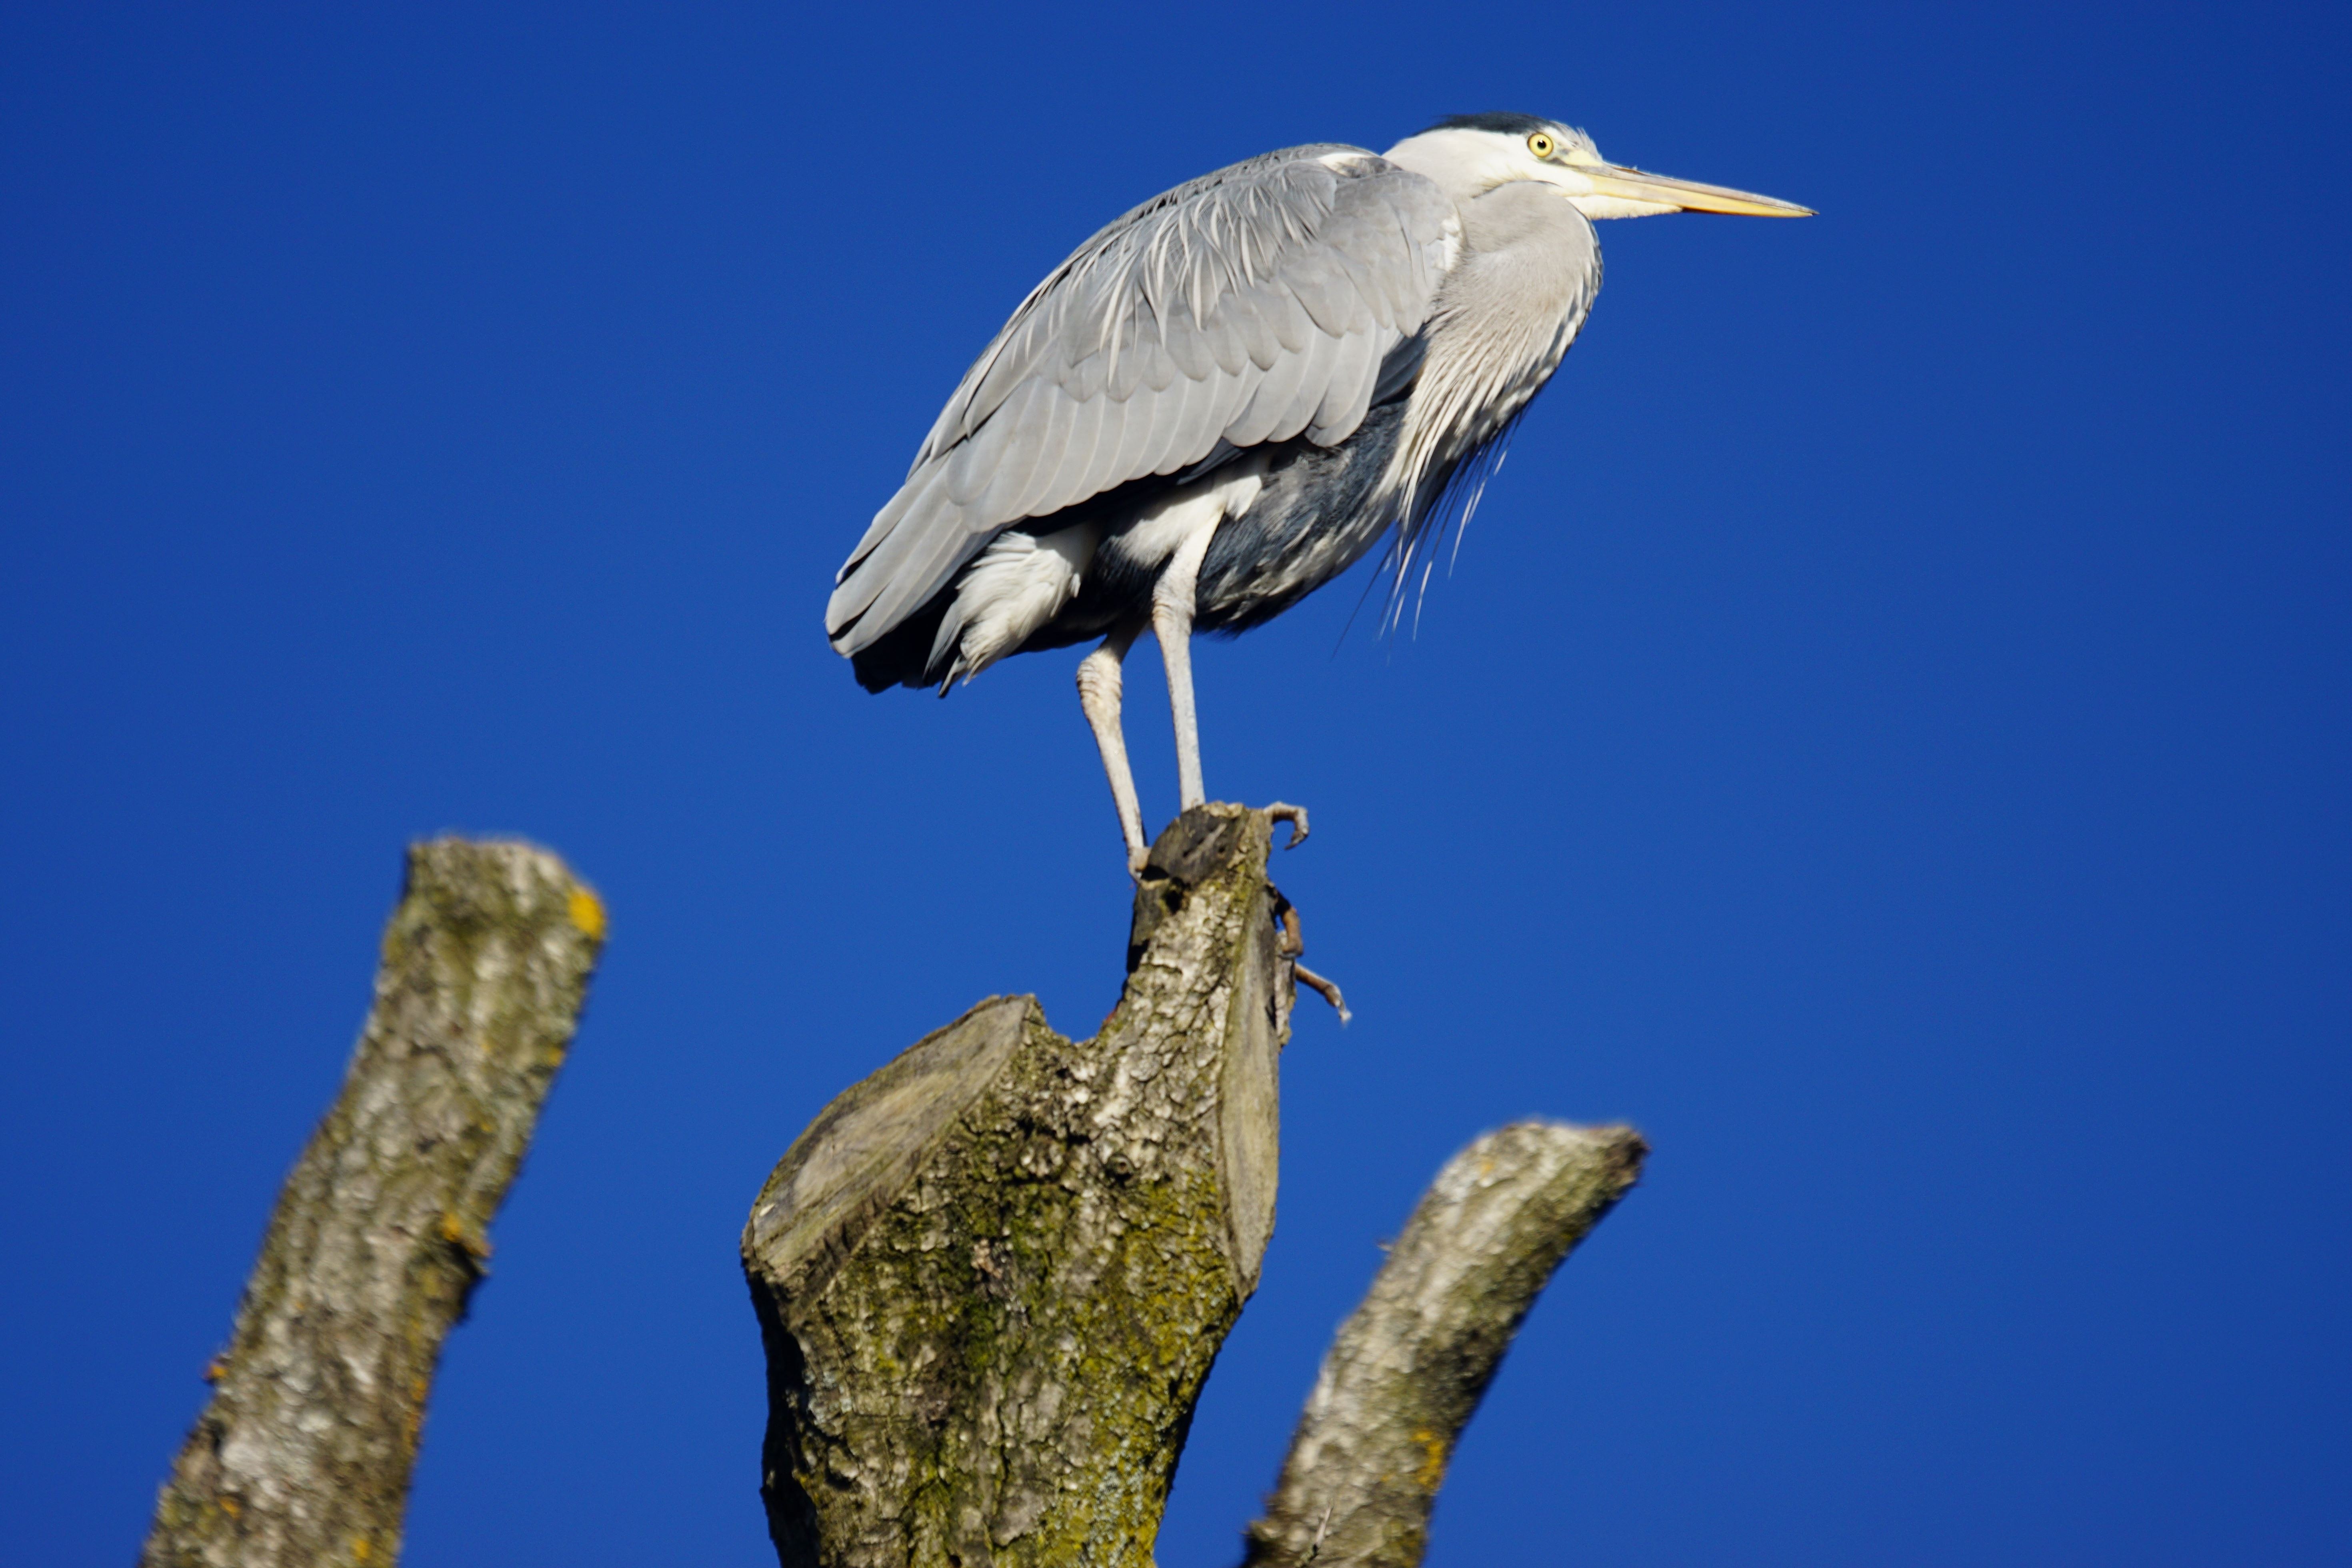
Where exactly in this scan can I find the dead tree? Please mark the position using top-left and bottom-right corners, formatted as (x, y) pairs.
(144, 810), (1643, 1568)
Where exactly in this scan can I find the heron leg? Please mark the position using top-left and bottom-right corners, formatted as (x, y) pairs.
(1152, 523), (1219, 812)
(1077, 623), (1148, 874)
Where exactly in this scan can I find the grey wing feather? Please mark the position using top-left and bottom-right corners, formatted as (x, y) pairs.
(826, 146), (1458, 652)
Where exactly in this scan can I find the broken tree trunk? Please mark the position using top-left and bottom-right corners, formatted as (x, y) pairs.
(144, 812), (1645, 1568)
(742, 803), (1294, 1568)
(141, 839), (605, 1568)
(1240, 1122), (1649, 1568)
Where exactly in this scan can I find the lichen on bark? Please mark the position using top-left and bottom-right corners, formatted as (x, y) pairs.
(141, 812), (1650, 1568)
(743, 803), (1294, 1568)
(142, 839), (604, 1568)
(1240, 1122), (1648, 1568)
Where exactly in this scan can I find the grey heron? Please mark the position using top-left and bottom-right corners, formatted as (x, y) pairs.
(826, 114), (1809, 870)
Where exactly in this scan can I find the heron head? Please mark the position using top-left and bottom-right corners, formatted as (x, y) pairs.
(1384, 113), (1812, 220)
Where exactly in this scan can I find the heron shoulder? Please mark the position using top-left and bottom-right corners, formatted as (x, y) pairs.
(909, 145), (1460, 467)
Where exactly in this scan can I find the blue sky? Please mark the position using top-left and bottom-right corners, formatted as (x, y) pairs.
(5, 2), (2346, 1562)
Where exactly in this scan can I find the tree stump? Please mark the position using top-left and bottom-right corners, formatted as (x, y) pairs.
(742, 803), (1292, 1568)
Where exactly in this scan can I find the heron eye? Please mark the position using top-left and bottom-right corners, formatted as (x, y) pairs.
(1527, 132), (1556, 158)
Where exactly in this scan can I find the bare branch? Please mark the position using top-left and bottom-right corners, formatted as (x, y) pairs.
(142, 840), (605, 1568)
(1241, 1122), (1648, 1568)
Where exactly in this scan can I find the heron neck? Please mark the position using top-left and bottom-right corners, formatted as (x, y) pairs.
(1381, 128), (1526, 203)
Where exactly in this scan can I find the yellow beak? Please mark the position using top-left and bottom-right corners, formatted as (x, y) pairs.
(1571, 162), (1815, 217)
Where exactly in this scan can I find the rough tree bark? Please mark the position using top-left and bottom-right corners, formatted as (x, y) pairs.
(743, 804), (1647, 1568)
(144, 816), (1643, 1568)
(742, 803), (1293, 1568)
(141, 839), (605, 1568)
(1240, 1122), (1649, 1568)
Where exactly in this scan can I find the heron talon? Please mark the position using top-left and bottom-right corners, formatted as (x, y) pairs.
(1274, 900), (1346, 1021)
(1293, 962), (1351, 1024)
(1264, 802), (1310, 850)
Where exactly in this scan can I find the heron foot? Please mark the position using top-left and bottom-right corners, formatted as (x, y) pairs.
(1264, 801), (1310, 850)
(1293, 963), (1351, 1024)
(1276, 902), (1350, 1024)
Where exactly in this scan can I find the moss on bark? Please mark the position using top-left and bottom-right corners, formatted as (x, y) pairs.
(744, 804), (1293, 1568)
(142, 840), (603, 1568)
(1240, 1122), (1648, 1568)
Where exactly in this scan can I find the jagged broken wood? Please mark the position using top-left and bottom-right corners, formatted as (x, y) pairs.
(742, 803), (1296, 1568)
(141, 839), (605, 1568)
(1240, 1121), (1649, 1568)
